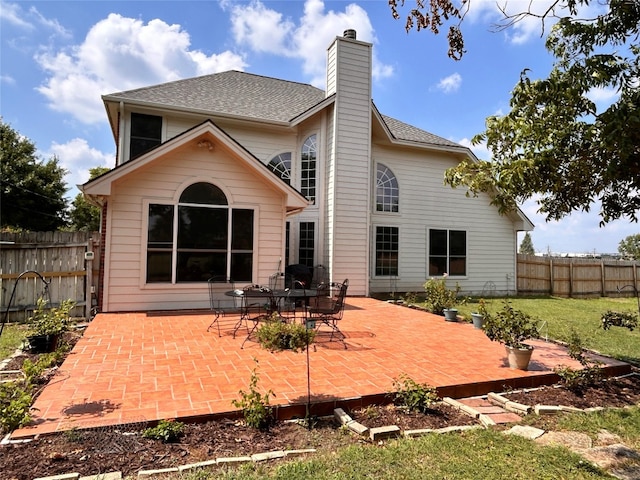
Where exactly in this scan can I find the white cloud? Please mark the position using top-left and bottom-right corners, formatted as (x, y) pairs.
(465, 0), (607, 46)
(457, 137), (489, 160)
(0, 1), (34, 30)
(228, 0), (393, 88)
(35, 13), (247, 124)
(436, 73), (462, 93)
(47, 138), (114, 197)
(586, 86), (619, 111)
(1, 74), (16, 85)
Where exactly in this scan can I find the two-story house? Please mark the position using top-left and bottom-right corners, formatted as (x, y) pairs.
(82, 29), (533, 312)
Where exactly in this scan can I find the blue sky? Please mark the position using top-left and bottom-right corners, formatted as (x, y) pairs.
(1, 0), (637, 254)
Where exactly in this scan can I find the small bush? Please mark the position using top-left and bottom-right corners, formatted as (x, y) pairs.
(0, 382), (32, 433)
(232, 359), (275, 430)
(600, 310), (638, 331)
(142, 419), (185, 443)
(554, 330), (602, 393)
(391, 374), (438, 413)
(423, 276), (460, 315)
(482, 301), (539, 348)
(256, 314), (315, 353)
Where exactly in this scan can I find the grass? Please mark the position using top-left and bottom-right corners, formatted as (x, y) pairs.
(455, 296), (640, 364)
(151, 426), (620, 479)
(0, 323), (28, 360)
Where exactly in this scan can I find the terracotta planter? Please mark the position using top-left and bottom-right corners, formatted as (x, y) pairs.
(505, 345), (533, 370)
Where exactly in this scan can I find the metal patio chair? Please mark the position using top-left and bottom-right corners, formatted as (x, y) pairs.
(207, 276), (240, 336)
(308, 279), (349, 348)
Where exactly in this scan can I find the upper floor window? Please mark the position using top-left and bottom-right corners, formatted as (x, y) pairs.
(267, 152), (292, 185)
(301, 134), (317, 203)
(428, 229), (466, 276)
(146, 182), (254, 283)
(376, 163), (399, 212)
(131, 113), (162, 159)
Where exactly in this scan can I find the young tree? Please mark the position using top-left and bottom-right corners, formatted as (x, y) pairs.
(69, 167), (110, 231)
(618, 234), (640, 260)
(392, 1), (640, 226)
(519, 232), (535, 255)
(1, 120), (69, 230)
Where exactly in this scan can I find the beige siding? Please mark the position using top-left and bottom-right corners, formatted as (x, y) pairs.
(369, 145), (517, 295)
(103, 143), (286, 312)
(326, 37), (372, 294)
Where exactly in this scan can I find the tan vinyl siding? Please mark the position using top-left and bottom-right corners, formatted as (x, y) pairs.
(102, 144), (286, 312)
(329, 38), (372, 294)
(369, 145), (517, 296)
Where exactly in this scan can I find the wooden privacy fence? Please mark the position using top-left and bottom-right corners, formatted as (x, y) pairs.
(0, 231), (100, 322)
(517, 254), (640, 297)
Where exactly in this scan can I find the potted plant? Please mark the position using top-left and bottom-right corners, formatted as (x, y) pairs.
(471, 298), (488, 329)
(482, 300), (539, 370)
(256, 313), (316, 353)
(27, 298), (75, 353)
(423, 275), (461, 321)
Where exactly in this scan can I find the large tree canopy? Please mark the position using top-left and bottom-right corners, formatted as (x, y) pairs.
(1, 120), (69, 231)
(394, 1), (640, 225)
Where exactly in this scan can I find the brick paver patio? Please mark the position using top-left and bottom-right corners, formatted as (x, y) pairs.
(11, 298), (630, 439)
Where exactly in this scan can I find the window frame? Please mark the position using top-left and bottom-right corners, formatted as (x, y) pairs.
(428, 228), (467, 277)
(143, 182), (256, 285)
(300, 134), (317, 204)
(130, 112), (163, 160)
(376, 163), (399, 213)
(374, 225), (399, 277)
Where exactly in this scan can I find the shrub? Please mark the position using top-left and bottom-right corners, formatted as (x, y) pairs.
(423, 276), (461, 315)
(0, 382), (32, 433)
(600, 310), (638, 331)
(256, 314), (315, 353)
(232, 359), (275, 430)
(29, 298), (75, 336)
(554, 329), (602, 393)
(143, 419), (185, 442)
(391, 374), (438, 413)
(482, 301), (539, 348)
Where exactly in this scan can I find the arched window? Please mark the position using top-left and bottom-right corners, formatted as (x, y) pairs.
(267, 152), (292, 185)
(301, 135), (316, 203)
(376, 164), (399, 212)
(147, 182), (254, 283)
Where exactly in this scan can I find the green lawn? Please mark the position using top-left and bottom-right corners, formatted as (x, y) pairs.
(0, 324), (28, 360)
(456, 296), (640, 364)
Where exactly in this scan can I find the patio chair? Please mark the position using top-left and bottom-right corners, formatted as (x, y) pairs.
(308, 279), (349, 348)
(207, 276), (240, 336)
(238, 284), (274, 348)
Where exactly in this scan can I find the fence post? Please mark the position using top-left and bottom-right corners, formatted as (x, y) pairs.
(600, 260), (605, 297)
(550, 258), (554, 296)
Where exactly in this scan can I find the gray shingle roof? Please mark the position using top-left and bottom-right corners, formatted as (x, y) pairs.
(105, 70), (462, 149)
(105, 71), (326, 123)
(380, 114), (460, 148)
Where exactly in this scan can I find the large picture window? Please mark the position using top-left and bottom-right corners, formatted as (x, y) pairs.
(146, 182), (254, 283)
(376, 163), (399, 212)
(130, 113), (162, 159)
(375, 226), (399, 276)
(429, 229), (466, 276)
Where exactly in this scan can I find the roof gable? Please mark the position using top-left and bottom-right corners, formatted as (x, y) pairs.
(82, 119), (310, 213)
